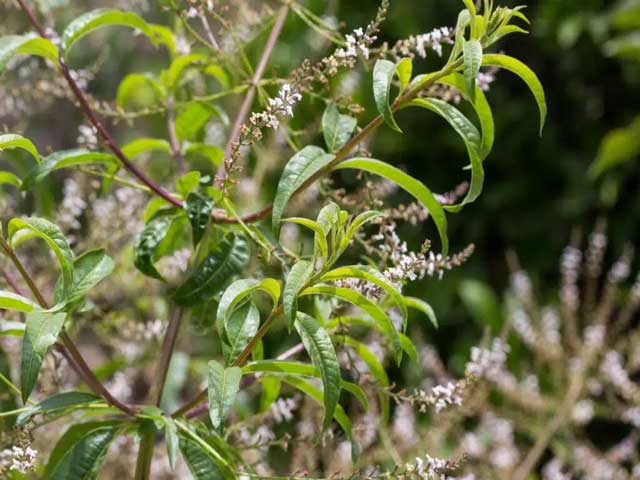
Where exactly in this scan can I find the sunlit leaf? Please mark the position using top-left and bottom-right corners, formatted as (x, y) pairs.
(0, 134), (40, 164)
(0, 35), (58, 73)
(283, 260), (314, 331)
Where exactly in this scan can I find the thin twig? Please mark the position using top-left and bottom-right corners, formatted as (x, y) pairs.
(150, 307), (184, 406)
(167, 97), (186, 174)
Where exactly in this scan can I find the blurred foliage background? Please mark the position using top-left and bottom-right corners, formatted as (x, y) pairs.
(1, 0), (639, 383)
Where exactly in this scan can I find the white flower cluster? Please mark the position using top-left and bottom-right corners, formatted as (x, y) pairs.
(543, 458), (572, 480)
(465, 338), (510, 380)
(336, 27), (375, 60)
(622, 407), (640, 428)
(271, 397), (298, 423)
(77, 123), (98, 149)
(431, 382), (464, 413)
(414, 27), (454, 58)
(0, 446), (37, 474)
(405, 454), (449, 480)
(476, 71), (496, 92)
(571, 399), (595, 425)
(250, 84), (302, 131)
(57, 177), (87, 234)
(600, 351), (638, 400)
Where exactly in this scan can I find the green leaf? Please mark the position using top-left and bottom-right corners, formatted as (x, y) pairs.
(0, 35), (58, 73)
(283, 260), (314, 331)
(61, 9), (156, 55)
(121, 138), (171, 159)
(0, 133), (40, 163)
(373, 59), (402, 133)
(319, 266), (407, 329)
(322, 103), (357, 153)
(459, 279), (502, 333)
(221, 301), (260, 365)
(301, 285), (401, 364)
(116, 73), (165, 109)
(334, 158), (448, 255)
(178, 431), (228, 480)
(0, 320), (25, 336)
(17, 391), (100, 425)
(462, 0), (478, 37)
(21, 311), (67, 402)
(339, 211), (383, 255)
(54, 249), (114, 307)
(0, 171), (21, 188)
(335, 336), (390, 422)
(404, 296), (438, 328)
(294, 312), (341, 430)
(173, 232), (250, 305)
(463, 40), (483, 101)
(155, 416), (179, 470)
(438, 72), (494, 159)
(242, 360), (367, 410)
(22, 149), (118, 189)
(407, 98), (483, 211)
(133, 213), (179, 281)
(44, 421), (120, 479)
(0, 290), (39, 313)
(185, 192), (214, 246)
(272, 146), (335, 233)
(176, 103), (220, 141)
(589, 116), (640, 178)
(482, 53), (547, 135)
(283, 217), (329, 264)
(396, 57), (413, 93)
(207, 360), (242, 430)
(183, 143), (224, 167)
(9, 217), (74, 297)
(217, 278), (280, 329)
(279, 375), (352, 439)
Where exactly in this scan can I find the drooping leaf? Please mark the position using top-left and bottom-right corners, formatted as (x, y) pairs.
(319, 265), (407, 329)
(0, 171), (22, 188)
(221, 301), (260, 366)
(44, 421), (121, 479)
(294, 312), (341, 429)
(133, 213), (180, 281)
(173, 232), (250, 305)
(185, 192), (214, 246)
(283, 260), (314, 331)
(207, 360), (242, 430)
(0, 290), (39, 313)
(272, 146), (335, 233)
(589, 116), (640, 178)
(322, 103), (357, 153)
(482, 53), (547, 135)
(301, 285), (401, 363)
(22, 150), (118, 189)
(217, 278), (280, 330)
(54, 249), (114, 307)
(178, 431), (228, 480)
(283, 217), (329, 264)
(373, 59), (402, 132)
(9, 217), (74, 297)
(121, 138), (171, 159)
(0, 134), (40, 163)
(17, 392), (100, 425)
(404, 296), (438, 328)
(21, 312), (67, 401)
(61, 9), (156, 55)
(0, 35), (58, 73)
(463, 40), (483, 101)
(334, 158), (448, 255)
(408, 98), (483, 210)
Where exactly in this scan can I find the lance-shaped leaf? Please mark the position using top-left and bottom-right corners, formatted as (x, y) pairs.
(185, 192), (214, 246)
(21, 311), (67, 402)
(294, 312), (341, 430)
(44, 421), (121, 479)
(9, 217), (74, 297)
(438, 72), (494, 159)
(53, 249), (114, 307)
(336, 335), (390, 422)
(207, 360), (242, 431)
(173, 232), (250, 305)
(221, 302), (260, 366)
(322, 103), (357, 153)
(0, 35), (58, 73)
(0, 290), (39, 313)
(283, 260), (314, 331)
(404, 296), (438, 328)
(319, 265), (408, 330)
(17, 391), (100, 425)
(463, 40), (483, 101)
(242, 360), (367, 410)
(283, 218), (329, 264)
(408, 98), (483, 211)
(61, 9), (157, 55)
(133, 213), (179, 281)
(396, 57), (413, 93)
(121, 138), (171, 159)
(217, 278), (280, 329)
(0, 171), (21, 189)
(338, 210), (383, 255)
(22, 149), (118, 189)
(178, 428), (233, 480)
(301, 285), (401, 363)
(272, 146), (335, 233)
(0, 134), (40, 163)
(373, 59), (402, 132)
(334, 158), (449, 255)
(482, 53), (547, 135)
